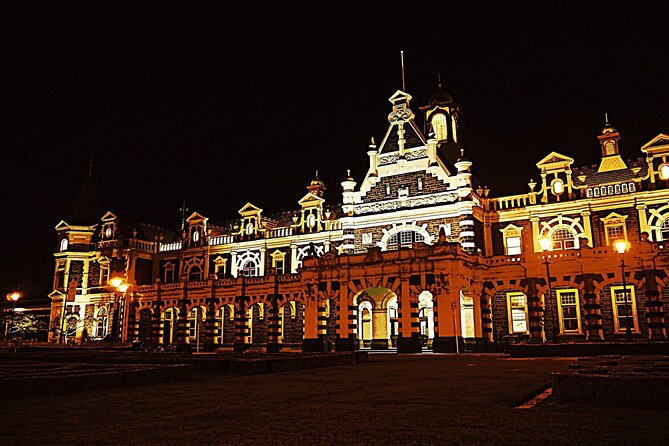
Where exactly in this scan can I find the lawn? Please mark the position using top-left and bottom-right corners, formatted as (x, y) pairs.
(1, 354), (666, 445)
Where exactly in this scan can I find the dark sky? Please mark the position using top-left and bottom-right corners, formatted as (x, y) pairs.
(3, 3), (669, 303)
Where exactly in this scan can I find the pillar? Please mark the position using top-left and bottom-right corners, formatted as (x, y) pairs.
(203, 283), (218, 351)
(335, 282), (357, 351)
(176, 296), (189, 349)
(580, 274), (604, 341)
(266, 296), (282, 353)
(525, 278), (546, 343)
(642, 270), (667, 339)
(301, 296), (325, 352)
(433, 286), (464, 353)
(233, 294), (248, 352)
(397, 278), (421, 353)
(480, 290), (494, 345)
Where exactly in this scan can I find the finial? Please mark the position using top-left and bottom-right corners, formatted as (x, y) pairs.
(460, 148), (464, 157)
(437, 71), (442, 89)
(347, 169), (351, 177)
(315, 169), (319, 179)
(400, 50), (406, 92)
(605, 112), (609, 125)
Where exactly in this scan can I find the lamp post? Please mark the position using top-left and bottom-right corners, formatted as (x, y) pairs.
(538, 236), (558, 343)
(614, 239), (633, 342)
(109, 275), (129, 346)
(5, 290), (23, 339)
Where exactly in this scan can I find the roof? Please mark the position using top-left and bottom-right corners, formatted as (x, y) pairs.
(572, 158), (647, 186)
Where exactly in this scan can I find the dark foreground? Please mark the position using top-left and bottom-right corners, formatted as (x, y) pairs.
(1, 354), (667, 446)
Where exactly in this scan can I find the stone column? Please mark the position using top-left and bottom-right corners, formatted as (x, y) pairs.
(203, 281), (218, 351)
(397, 276), (421, 353)
(433, 285), (463, 353)
(266, 296), (281, 353)
(524, 278), (546, 343)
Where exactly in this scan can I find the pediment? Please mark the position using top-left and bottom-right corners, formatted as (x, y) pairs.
(101, 211), (118, 222)
(298, 192), (324, 208)
(536, 151), (574, 170)
(238, 202), (263, 216)
(641, 134), (669, 154)
(186, 211), (208, 223)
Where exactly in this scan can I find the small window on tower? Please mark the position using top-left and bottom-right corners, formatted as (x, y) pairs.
(60, 238), (69, 251)
(431, 113), (448, 141)
(660, 163), (669, 180)
(417, 177), (423, 191)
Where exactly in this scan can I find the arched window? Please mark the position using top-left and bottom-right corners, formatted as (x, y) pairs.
(661, 219), (669, 241)
(60, 238), (68, 251)
(431, 113), (448, 141)
(550, 226), (578, 250)
(188, 265), (203, 282)
(162, 308), (178, 344)
(388, 229), (425, 248)
(451, 115), (458, 143)
(188, 306), (205, 343)
(236, 251), (261, 277)
(95, 307), (108, 338)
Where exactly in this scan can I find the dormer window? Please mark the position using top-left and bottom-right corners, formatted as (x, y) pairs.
(431, 113), (448, 141)
(60, 238), (69, 251)
(552, 178), (564, 195)
(245, 222), (254, 235)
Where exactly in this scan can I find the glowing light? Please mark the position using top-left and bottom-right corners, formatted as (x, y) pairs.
(614, 239), (629, 255)
(109, 276), (124, 288)
(117, 283), (129, 293)
(659, 163), (669, 180)
(6, 291), (23, 303)
(552, 179), (564, 195)
(538, 235), (553, 252)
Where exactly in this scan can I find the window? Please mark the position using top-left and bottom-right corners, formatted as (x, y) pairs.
(552, 179), (564, 195)
(506, 237), (521, 256)
(431, 113), (448, 141)
(551, 226), (578, 250)
(611, 285), (638, 333)
(188, 265), (203, 282)
(661, 219), (669, 241)
(602, 213), (628, 246)
(242, 260), (259, 277)
(417, 177), (423, 191)
(162, 308), (178, 344)
(188, 307), (205, 342)
(95, 307), (108, 338)
(388, 230), (424, 248)
(621, 183), (628, 193)
(451, 116), (458, 143)
(236, 251), (262, 277)
(163, 263), (175, 283)
(507, 292), (528, 334)
(60, 238), (68, 251)
(586, 188), (593, 198)
(556, 289), (581, 333)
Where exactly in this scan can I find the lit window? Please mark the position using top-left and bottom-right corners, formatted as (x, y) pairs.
(607, 225), (623, 244)
(417, 177), (423, 191)
(614, 184), (620, 194)
(621, 183), (628, 193)
(192, 231), (200, 242)
(586, 188), (593, 198)
(660, 163), (669, 180)
(188, 307), (205, 342)
(388, 229), (424, 248)
(507, 293), (528, 334)
(557, 289), (581, 333)
(661, 219), (669, 241)
(245, 222), (254, 235)
(162, 308), (178, 344)
(600, 186), (606, 196)
(506, 236), (522, 256)
(552, 179), (564, 195)
(551, 226), (578, 250)
(60, 238), (68, 251)
(629, 182), (636, 192)
(593, 187), (600, 197)
(611, 286), (638, 333)
(431, 113), (448, 141)
(95, 307), (108, 338)
(607, 185), (614, 195)
(451, 116), (458, 143)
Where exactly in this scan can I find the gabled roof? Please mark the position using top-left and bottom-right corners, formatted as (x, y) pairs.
(378, 120), (426, 154)
(388, 90), (412, 105)
(298, 192), (325, 208)
(238, 202), (263, 216)
(186, 211), (207, 223)
(536, 152), (574, 171)
(641, 133), (669, 154)
(101, 211), (118, 222)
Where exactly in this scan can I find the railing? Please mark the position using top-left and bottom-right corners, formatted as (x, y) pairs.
(488, 193), (536, 211)
(96, 240), (119, 249)
(132, 239), (156, 252)
(209, 235), (234, 246)
(159, 241), (182, 252)
(266, 227), (293, 238)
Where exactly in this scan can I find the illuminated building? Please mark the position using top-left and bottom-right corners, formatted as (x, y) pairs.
(49, 82), (669, 352)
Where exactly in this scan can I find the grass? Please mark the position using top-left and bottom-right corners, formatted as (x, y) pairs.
(1, 354), (667, 445)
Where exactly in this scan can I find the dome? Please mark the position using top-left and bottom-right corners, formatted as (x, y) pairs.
(427, 83), (455, 106)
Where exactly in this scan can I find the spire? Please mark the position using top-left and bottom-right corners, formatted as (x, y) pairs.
(400, 50), (406, 92)
(66, 159), (102, 226)
(179, 200), (188, 231)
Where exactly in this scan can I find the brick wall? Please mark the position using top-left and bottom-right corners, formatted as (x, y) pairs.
(361, 172), (451, 202)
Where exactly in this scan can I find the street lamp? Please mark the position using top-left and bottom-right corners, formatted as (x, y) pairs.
(538, 235), (558, 343)
(109, 274), (129, 346)
(614, 239), (633, 342)
(5, 290), (23, 339)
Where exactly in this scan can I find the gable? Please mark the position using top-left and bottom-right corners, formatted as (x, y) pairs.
(238, 202), (263, 216)
(536, 151), (574, 171)
(641, 133), (669, 154)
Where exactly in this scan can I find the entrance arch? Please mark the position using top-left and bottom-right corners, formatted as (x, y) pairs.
(354, 287), (398, 349)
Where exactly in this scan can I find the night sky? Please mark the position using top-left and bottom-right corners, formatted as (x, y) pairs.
(3, 3), (669, 303)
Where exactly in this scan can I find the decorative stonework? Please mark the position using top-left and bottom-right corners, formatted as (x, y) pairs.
(353, 191), (458, 215)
